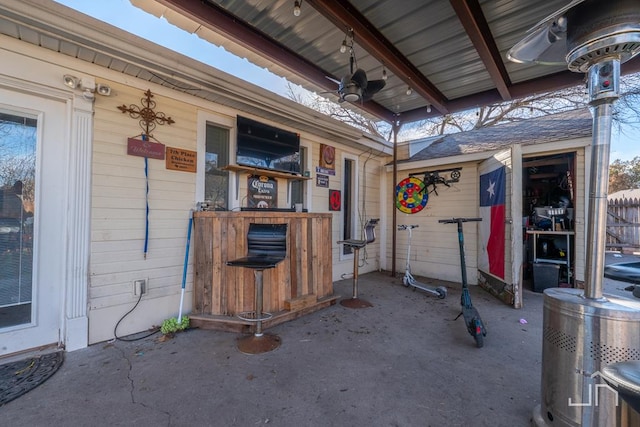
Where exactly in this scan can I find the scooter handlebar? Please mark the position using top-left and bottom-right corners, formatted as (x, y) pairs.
(397, 224), (419, 230)
(438, 217), (482, 224)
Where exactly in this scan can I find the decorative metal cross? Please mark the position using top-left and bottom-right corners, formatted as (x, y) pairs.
(117, 89), (175, 138)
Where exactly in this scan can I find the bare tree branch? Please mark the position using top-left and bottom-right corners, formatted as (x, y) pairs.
(285, 70), (640, 172)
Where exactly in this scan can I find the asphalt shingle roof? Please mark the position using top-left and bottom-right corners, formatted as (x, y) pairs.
(404, 109), (593, 163)
(608, 189), (640, 200)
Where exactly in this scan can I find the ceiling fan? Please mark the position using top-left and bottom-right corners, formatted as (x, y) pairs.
(326, 50), (386, 103)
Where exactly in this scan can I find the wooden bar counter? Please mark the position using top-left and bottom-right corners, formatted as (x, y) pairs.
(190, 211), (337, 332)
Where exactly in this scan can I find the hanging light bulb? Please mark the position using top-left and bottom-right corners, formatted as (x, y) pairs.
(426, 104), (431, 113)
(340, 29), (353, 54)
(293, 0), (301, 16)
(340, 39), (348, 53)
(406, 86), (412, 96)
(382, 67), (388, 81)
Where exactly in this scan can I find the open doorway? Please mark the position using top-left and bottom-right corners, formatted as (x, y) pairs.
(522, 152), (576, 293)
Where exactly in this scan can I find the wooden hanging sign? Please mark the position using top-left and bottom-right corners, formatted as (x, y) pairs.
(127, 138), (165, 159)
(166, 147), (197, 172)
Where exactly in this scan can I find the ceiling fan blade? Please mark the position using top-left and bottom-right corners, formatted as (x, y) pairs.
(362, 79), (386, 101)
(339, 75), (352, 92)
(325, 75), (341, 85)
(351, 68), (368, 90)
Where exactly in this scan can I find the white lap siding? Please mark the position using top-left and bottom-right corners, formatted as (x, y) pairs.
(89, 82), (197, 344)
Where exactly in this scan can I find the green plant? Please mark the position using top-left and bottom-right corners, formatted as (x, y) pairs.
(160, 316), (190, 335)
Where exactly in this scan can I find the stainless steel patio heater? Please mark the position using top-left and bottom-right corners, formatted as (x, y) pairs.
(509, 1), (640, 426)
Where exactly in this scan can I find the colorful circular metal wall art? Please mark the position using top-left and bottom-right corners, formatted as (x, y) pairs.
(395, 177), (428, 214)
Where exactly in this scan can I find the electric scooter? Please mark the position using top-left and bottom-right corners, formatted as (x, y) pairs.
(397, 225), (447, 299)
(438, 217), (487, 348)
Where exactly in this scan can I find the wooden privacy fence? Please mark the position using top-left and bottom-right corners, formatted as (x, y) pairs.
(607, 197), (640, 251)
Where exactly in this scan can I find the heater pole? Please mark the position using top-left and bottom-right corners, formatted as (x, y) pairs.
(583, 102), (613, 300)
(583, 59), (619, 300)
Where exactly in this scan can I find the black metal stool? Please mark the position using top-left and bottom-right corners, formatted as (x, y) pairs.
(337, 218), (379, 308)
(226, 223), (287, 354)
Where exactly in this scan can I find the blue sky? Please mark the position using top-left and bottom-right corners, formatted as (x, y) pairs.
(54, 0), (639, 161)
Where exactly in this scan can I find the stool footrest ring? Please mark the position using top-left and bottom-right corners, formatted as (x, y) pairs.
(237, 311), (273, 322)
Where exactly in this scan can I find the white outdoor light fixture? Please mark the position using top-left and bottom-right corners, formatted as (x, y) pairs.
(63, 74), (111, 98)
(63, 74), (79, 88)
(80, 76), (96, 100)
(293, 0), (301, 17)
(97, 83), (112, 96)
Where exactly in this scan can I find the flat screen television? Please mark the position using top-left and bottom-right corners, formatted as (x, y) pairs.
(236, 116), (301, 174)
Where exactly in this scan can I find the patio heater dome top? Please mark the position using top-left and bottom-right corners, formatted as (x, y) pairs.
(507, 0), (640, 72)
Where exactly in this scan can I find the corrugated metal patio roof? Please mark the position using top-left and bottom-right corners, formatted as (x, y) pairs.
(0, 0), (391, 152)
(131, 0), (640, 124)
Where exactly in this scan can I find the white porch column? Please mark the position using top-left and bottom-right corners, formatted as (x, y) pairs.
(64, 93), (93, 351)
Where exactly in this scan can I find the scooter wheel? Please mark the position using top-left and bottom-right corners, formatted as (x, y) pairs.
(473, 319), (484, 348)
(436, 287), (447, 299)
(474, 333), (484, 348)
(402, 276), (409, 287)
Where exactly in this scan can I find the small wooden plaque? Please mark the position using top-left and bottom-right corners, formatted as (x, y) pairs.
(166, 147), (197, 172)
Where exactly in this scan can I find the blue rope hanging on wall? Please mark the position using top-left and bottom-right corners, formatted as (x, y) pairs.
(142, 134), (150, 259)
(117, 89), (175, 260)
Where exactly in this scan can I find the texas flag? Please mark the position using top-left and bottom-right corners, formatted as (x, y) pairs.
(479, 166), (505, 279)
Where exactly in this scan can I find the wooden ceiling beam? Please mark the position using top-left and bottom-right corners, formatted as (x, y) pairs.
(449, 0), (512, 101)
(160, 0), (395, 122)
(305, 0), (449, 114)
(399, 69), (587, 124)
(149, 1), (640, 126)
(400, 54), (640, 124)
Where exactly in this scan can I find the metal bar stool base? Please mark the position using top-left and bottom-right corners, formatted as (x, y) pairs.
(340, 297), (373, 309)
(237, 333), (281, 354)
(340, 246), (372, 309)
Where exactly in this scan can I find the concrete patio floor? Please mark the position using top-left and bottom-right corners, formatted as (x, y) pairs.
(1, 257), (637, 426)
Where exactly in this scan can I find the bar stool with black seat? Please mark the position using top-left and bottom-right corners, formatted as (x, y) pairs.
(337, 218), (379, 308)
(226, 223), (287, 354)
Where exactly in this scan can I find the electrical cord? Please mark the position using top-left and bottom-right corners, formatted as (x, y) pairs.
(112, 292), (160, 342)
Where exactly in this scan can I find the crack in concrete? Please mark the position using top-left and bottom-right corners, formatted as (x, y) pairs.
(113, 343), (173, 425)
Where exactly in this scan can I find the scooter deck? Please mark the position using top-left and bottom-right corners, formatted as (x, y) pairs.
(461, 306), (487, 334)
(405, 278), (447, 298)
